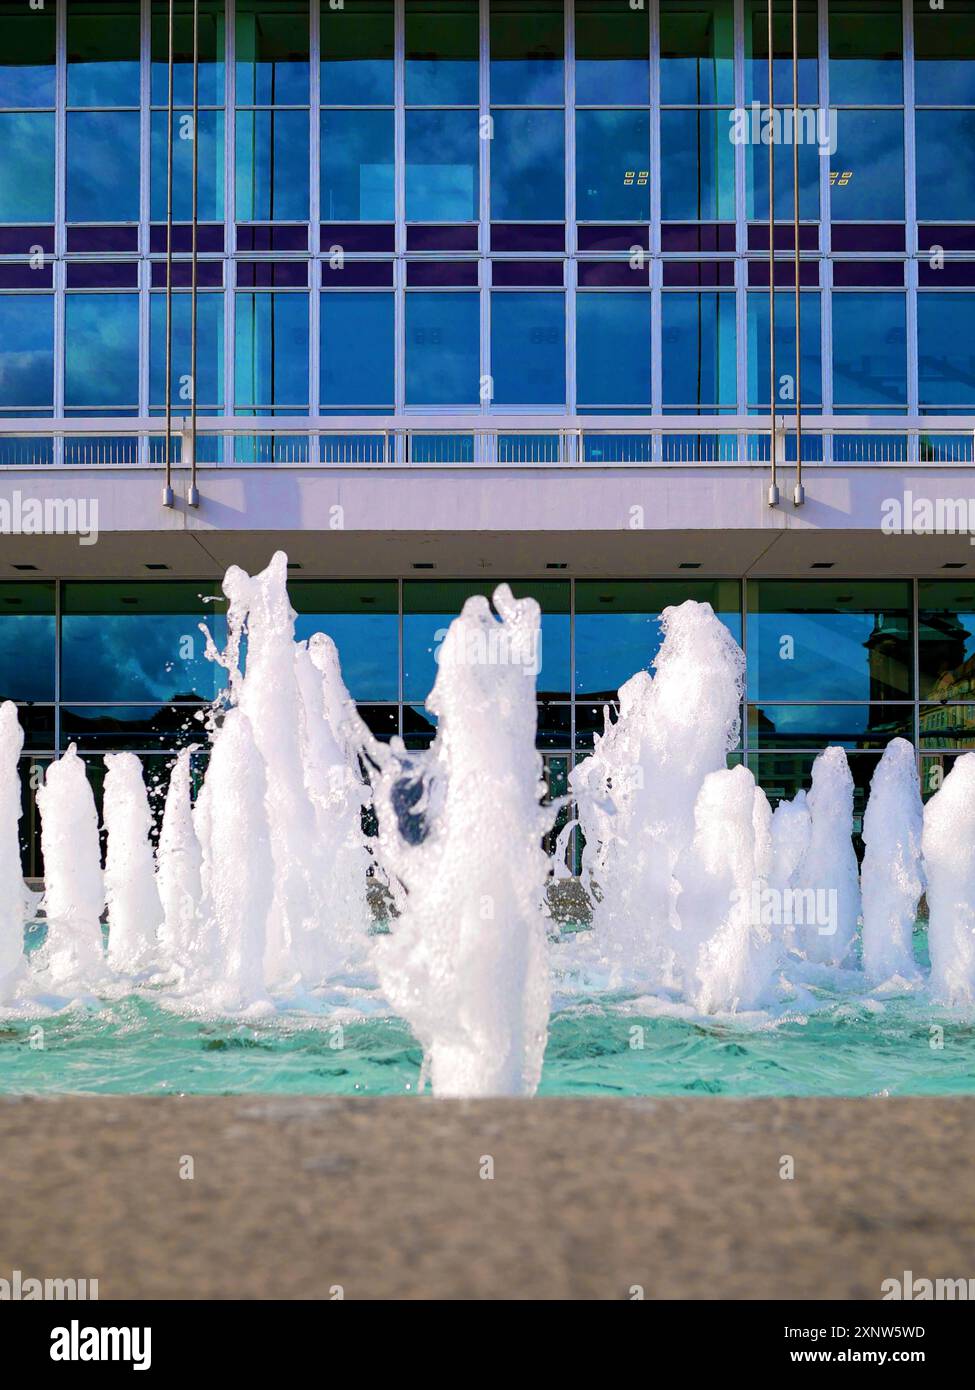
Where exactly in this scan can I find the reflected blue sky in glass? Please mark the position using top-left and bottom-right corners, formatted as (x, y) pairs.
(747, 292), (822, 408)
(663, 292), (737, 409)
(830, 110), (904, 221)
(406, 292), (479, 405)
(295, 613), (398, 702)
(490, 109), (564, 221)
(235, 292), (310, 409)
(0, 113), (55, 222)
(321, 110), (394, 222)
(236, 109), (310, 221)
(67, 111), (140, 222)
(149, 293), (225, 408)
(0, 613), (56, 702)
(321, 292), (394, 407)
(62, 615), (228, 703)
(150, 111), (225, 222)
(0, 295), (54, 409)
(577, 292), (651, 407)
(660, 109), (735, 221)
(576, 111), (651, 222)
(64, 293), (140, 408)
(406, 110), (478, 222)
(0, 8), (56, 108)
(321, 0), (394, 106)
(832, 292), (906, 408)
(746, 132), (820, 221)
(235, 4), (310, 106)
(491, 292), (565, 406)
(919, 293), (975, 408)
(916, 111), (975, 222)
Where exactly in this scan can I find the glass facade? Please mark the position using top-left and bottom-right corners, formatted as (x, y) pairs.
(0, 0), (972, 435)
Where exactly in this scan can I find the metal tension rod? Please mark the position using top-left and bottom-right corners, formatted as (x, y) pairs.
(162, 0), (175, 507)
(187, 0), (201, 507)
(767, 0), (779, 506)
(792, 0), (805, 506)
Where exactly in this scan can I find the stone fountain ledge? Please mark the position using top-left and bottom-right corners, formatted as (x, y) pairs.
(1, 1095), (973, 1301)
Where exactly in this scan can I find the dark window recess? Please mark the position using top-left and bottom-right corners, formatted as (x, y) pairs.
(660, 223), (736, 253)
(747, 260), (820, 288)
(918, 261), (975, 287)
(577, 225), (649, 253)
(833, 260), (905, 287)
(577, 260), (650, 287)
(149, 224), (224, 254)
(492, 260), (564, 287)
(830, 225), (906, 253)
(150, 260), (224, 288)
(0, 227), (55, 256)
(236, 225), (309, 253)
(66, 226), (139, 255)
(918, 226), (975, 254)
(0, 263), (54, 289)
(236, 261), (309, 288)
(406, 260), (478, 287)
(407, 225), (479, 252)
(490, 223), (565, 253)
(747, 224), (820, 252)
(65, 261), (139, 289)
(321, 223), (395, 254)
(662, 260), (735, 288)
(320, 260), (395, 286)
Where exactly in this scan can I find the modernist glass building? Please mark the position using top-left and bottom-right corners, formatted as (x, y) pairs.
(0, 0), (974, 873)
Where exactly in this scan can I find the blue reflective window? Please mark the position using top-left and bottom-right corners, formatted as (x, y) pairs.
(67, 111), (141, 222)
(663, 293), (737, 410)
(832, 293), (907, 409)
(406, 109), (479, 222)
(577, 292), (651, 408)
(744, 0), (818, 105)
(0, 4), (56, 107)
(0, 584), (56, 703)
(236, 109), (310, 221)
(828, 0), (903, 105)
(491, 292), (565, 406)
(321, 110), (395, 222)
(64, 294), (140, 410)
(321, 293), (394, 408)
(235, 2), (310, 107)
(916, 111), (975, 223)
(661, 110), (736, 221)
(150, 110), (226, 222)
(490, 110), (564, 221)
(406, 292), (480, 406)
(405, 0), (479, 105)
(915, 1), (975, 104)
(576, 111), (651, 222)
(660, 0), (736, 105)
(747, 291), (822, 409)
(830, 110), (904, 221)
(575, 0), (649, 105)
(235, 293), (310, 410)
(321, 0), (394, 105)
(0, 295), (54, 410)
(746, 130), (820, 221)
(149, 293), (225, 410)
(292, 581), (399, 702)
(0, 113), (55, 222)
(67, 2), (141, 107)
(150, 0), (226, 107)
(919, 294), (975, 409)
(490, 1), (564, 106)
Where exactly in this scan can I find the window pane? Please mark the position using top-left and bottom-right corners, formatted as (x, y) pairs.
(660, 0), (735, 106)
(406, 109), (478, 221)
(64, 294), (140, 409)
(745, 129), (820, 221)
(292, 581), (399, 701)
(660, 109), (735, 220)
(62, 583), (228, 704)
(234, 293), (309, 409)
(747, 291), (822, 409)
(150, 0), (225, 107)
(149, 293), (225, 409)
(831, 293), (906, 408)
(235, 1), (310, 106)
(830, 110), (904, 221)
(321, 292), (394, 407)
(0, 112), (54, 222)
(575, 0), (649, 106)
(321, 109), (394, 221)
(406, 0), (479, 105)
(914, 0), (975, 104)
(575, 580), (741, 700)
(577, 292), (650, 407)
(0, 295), (54, 410)
(0, 584), (55, 703)
(919, 294), (975, 409)
(321, 0), (393, 105)
(236, 109), (310, 221)
(746, 581), (912, 702)
(749, 705), (912, 750)
(828, 0), (903, 105)
(916, 111), (975, 222)
(919, 581), (975, 701)
(67, 111), (141, 222)
(491, 292), (565, 406)
(67, 1), (141, 107)
(576, 110), (651, 221)
(406, 292), (479, 405)
(663, 292), (737, 410)
(150, 110), (225, 222)
(0, 1), (56, 107)
(744, 0), (818, 105)
(491, 109), (564, 220)
(490, 0), (564, 106)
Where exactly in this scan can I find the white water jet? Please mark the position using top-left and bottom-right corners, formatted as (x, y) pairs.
(922, 751), (975, 1006)
(373, 584), (553, 1097)
(103, 753), (163, 975)
(0, 702), (29, 998)
(572, 600), (745, 988)
(156, 747), (203, 973)
(35, 745), (105, 991)
(793, 746), (861, 967)
(861, 738), (923, 983)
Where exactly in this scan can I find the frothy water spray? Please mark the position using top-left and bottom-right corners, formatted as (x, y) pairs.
(923, 751), (975, 1006)
(861, 738), (924, 984)
(36, 745), (106, 993)
(0, 702), (28, 999)
(103, 752), (163, 977)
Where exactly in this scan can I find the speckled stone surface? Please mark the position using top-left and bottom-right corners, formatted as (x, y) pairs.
(1, 1096), (973, 1300)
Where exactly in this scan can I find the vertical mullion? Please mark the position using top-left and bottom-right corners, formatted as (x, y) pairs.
(818, 0), (833, 460)
(903, 0), (919, 443)
(309, 0), (321, 458)
(479, 0), (490, 423)
(650, 0), (662, 420)
(224, 0), (236, 455)
(53, 0), (67, 459)
(139, 0), (152, 456)
(734, 0), (748, 424)
(565, 0), (577, 419)
(394, 0), (406, 421)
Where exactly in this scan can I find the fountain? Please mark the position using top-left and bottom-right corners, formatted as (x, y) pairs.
(103, 752), (163, 977)
(35, 744), (106, 993)
(0, 701), (28, 999)
(861, 738), (924, 984)
(923, 751), (975, 1006)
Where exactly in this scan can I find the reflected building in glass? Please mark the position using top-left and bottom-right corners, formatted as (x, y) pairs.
(0, 0), (974, 874)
